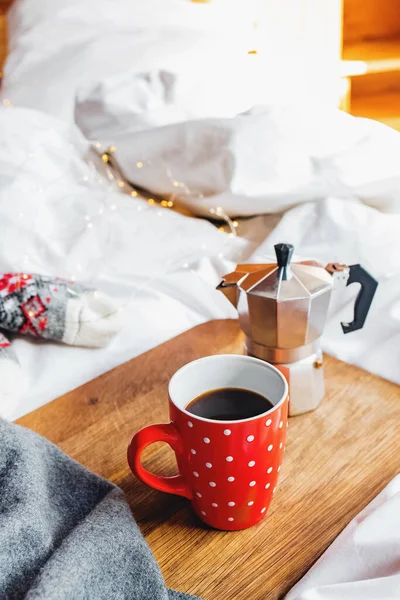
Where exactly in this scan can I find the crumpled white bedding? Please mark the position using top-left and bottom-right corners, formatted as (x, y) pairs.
(73, 67), (400, 388)
(1, 103), (399, 422)
(76, 77), (400, 217)
(285, 475), (400, 599)
(0, 106), (249, 420)
(2, 0), (258, 123)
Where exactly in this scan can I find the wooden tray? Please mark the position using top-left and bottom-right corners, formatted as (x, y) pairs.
(18, 320), (400, 600)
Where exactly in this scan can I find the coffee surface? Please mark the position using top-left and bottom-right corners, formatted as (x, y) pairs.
(185, 387), (273, 421)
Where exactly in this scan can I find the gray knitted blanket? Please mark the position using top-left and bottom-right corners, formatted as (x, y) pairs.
(0, 419), (201, 600)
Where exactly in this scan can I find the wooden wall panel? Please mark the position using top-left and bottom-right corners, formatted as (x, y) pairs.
(0, 0), (13, 11)
(351, 69), (400, 97)
(0, 14), (6, 75)
(343, 0), (400, 45)
(0, 0), (11, 75)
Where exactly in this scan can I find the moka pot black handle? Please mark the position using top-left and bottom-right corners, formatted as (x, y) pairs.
(341, 264), (378, 334)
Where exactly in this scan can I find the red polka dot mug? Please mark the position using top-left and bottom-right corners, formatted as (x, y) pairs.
(127, 354), (289, 530)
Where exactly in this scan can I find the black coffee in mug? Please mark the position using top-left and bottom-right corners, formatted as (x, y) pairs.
(185, 388), (274, 421)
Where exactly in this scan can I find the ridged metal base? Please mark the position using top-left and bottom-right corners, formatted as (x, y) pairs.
(245, 339), (325, 416)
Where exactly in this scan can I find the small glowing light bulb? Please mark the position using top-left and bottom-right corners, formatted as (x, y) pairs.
(136, 161), (143, 168)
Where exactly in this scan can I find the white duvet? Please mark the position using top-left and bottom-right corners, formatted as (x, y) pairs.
(0, 106), (247, 419)
(286, 475), (400, 599)
(1, 99), (399, 422)
(0, 0), (399, 424)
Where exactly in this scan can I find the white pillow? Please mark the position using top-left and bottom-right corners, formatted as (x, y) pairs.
(76, 92), (400, 216)
(1, 0), (257, 122)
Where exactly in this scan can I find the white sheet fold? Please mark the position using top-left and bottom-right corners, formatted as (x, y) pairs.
(75, 89), (400, 217)
(286, 475), (400, 599)
(1, 105), (400, 421)
(2, 0), (257, 122)
(0, 106), (246, 420)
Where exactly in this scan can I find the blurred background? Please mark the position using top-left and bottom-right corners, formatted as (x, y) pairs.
(257, 0), (400, 131)
(1, 0), (400, 130)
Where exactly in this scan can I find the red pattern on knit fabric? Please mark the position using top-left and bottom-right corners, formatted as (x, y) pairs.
(0, 334), (10, 348)
(20, 295), (47, 336)
(0, 274), (33, 297)
(0, 273), (54, 337)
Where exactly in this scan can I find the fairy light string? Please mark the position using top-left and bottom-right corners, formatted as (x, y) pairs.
(98, 145), (237, 236)
(0, 108), (240, 328)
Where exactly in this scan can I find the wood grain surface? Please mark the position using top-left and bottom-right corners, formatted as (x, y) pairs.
(18, 320), (400, 600)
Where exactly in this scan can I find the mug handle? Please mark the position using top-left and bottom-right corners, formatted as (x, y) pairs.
(127, 422), (192, 499)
